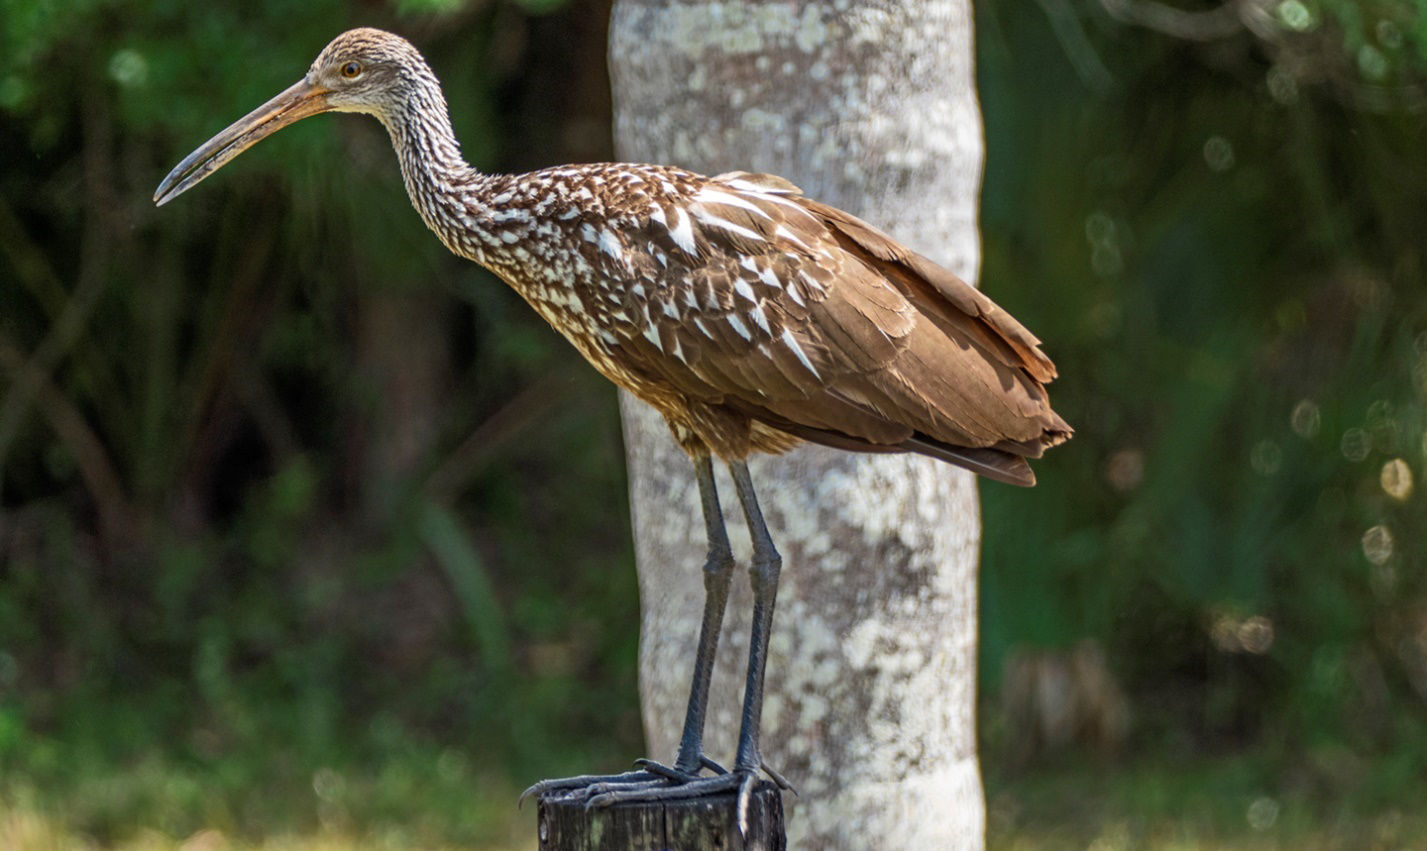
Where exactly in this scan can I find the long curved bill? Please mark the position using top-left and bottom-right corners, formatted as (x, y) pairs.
(153, 79), (331, 206)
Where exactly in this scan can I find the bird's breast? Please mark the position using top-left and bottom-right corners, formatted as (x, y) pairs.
(480, 243), (656, 389)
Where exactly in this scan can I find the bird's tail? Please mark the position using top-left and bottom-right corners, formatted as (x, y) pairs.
(901, 436), (1038, 487)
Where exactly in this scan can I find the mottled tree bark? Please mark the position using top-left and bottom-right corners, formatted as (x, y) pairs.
(608, 2), (986, 848)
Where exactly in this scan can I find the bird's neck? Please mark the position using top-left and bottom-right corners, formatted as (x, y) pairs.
(379, 79), (497, 259)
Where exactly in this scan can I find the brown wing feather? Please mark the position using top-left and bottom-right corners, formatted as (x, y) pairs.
(801, 198), (1058, 384)
(602, 171), (1069, 483)
(791, 197), (1071, 446)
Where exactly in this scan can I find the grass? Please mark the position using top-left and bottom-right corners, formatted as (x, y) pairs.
(1, 768), (534, 851)
(1, 812), (532, 851)
(986, 751), (1427, 850)
(7, 740), (1427, 848)
(0, 716), (539, 851)
(1, 817), (533, 851)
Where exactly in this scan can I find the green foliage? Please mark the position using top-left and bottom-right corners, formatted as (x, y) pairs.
(418, 500), (511, 675)
(978, 0), (1427, 764)
(1, 0), (626, 844)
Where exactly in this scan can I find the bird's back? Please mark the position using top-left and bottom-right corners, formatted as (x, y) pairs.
(457, 164), (1070, 485)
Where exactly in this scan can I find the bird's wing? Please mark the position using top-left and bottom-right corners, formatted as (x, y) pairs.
(797, 196), (1058, 383)
(600, 171), (1069, 465)
(592, 172), (910, 443)
(791, 193), (1071, 449)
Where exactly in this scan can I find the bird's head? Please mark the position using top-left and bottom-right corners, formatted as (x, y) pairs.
(154, 28), (431, 206)
(308, 28), (431, 119)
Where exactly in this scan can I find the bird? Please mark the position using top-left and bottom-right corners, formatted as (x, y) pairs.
(154, 27), (1071, 820)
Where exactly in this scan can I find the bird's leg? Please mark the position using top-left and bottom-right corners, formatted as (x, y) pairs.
(628, 452), (738, 780)
(577, 461), (791, 837)
(670, 452), (736, 772)
(727, 460), (781, 777)
(726, 460), (787, 828)
(520, 454), (736, 805)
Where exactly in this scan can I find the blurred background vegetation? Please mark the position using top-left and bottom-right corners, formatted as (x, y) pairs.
(2, 0), (1425, 847)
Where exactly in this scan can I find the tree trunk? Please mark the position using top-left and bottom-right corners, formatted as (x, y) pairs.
(608, 1), (987, 848)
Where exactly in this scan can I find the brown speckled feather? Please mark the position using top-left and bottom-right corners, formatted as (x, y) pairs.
(582, 172), (1070, 484)
(154, 29), (1069, 486)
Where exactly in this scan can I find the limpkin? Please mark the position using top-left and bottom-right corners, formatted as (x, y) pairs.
(155, 28), (1071, 818)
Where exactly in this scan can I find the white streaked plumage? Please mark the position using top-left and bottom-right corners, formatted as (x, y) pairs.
(153, 26), (1069, 481)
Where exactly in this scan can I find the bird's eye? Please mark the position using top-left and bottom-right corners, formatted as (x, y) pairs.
(340, 61), (362, 79)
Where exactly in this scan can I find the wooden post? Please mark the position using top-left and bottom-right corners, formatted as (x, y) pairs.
(536, 783), (786, 851)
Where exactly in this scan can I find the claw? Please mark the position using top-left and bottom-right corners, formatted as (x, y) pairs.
(760, 759), (796, 794)
(736, 772), (757, 837)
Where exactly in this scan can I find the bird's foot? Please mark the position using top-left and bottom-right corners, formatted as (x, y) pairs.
(520, 756), (793, 828)
(518, 755), (725, 808)
(582, 768), (788, 838)
(637, 756), (793, 795)
(583, 768), (744, 807)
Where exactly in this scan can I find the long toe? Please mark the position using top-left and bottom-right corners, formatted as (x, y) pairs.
(736, 773), (759, 838)
(584, 772), (744, 808)
(519, 769), (657, 808)
(522, 754), (775, 809)
(581, 770), (782, 838)
(760, 759), (795, 793)
(631, 757), (709, 783)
